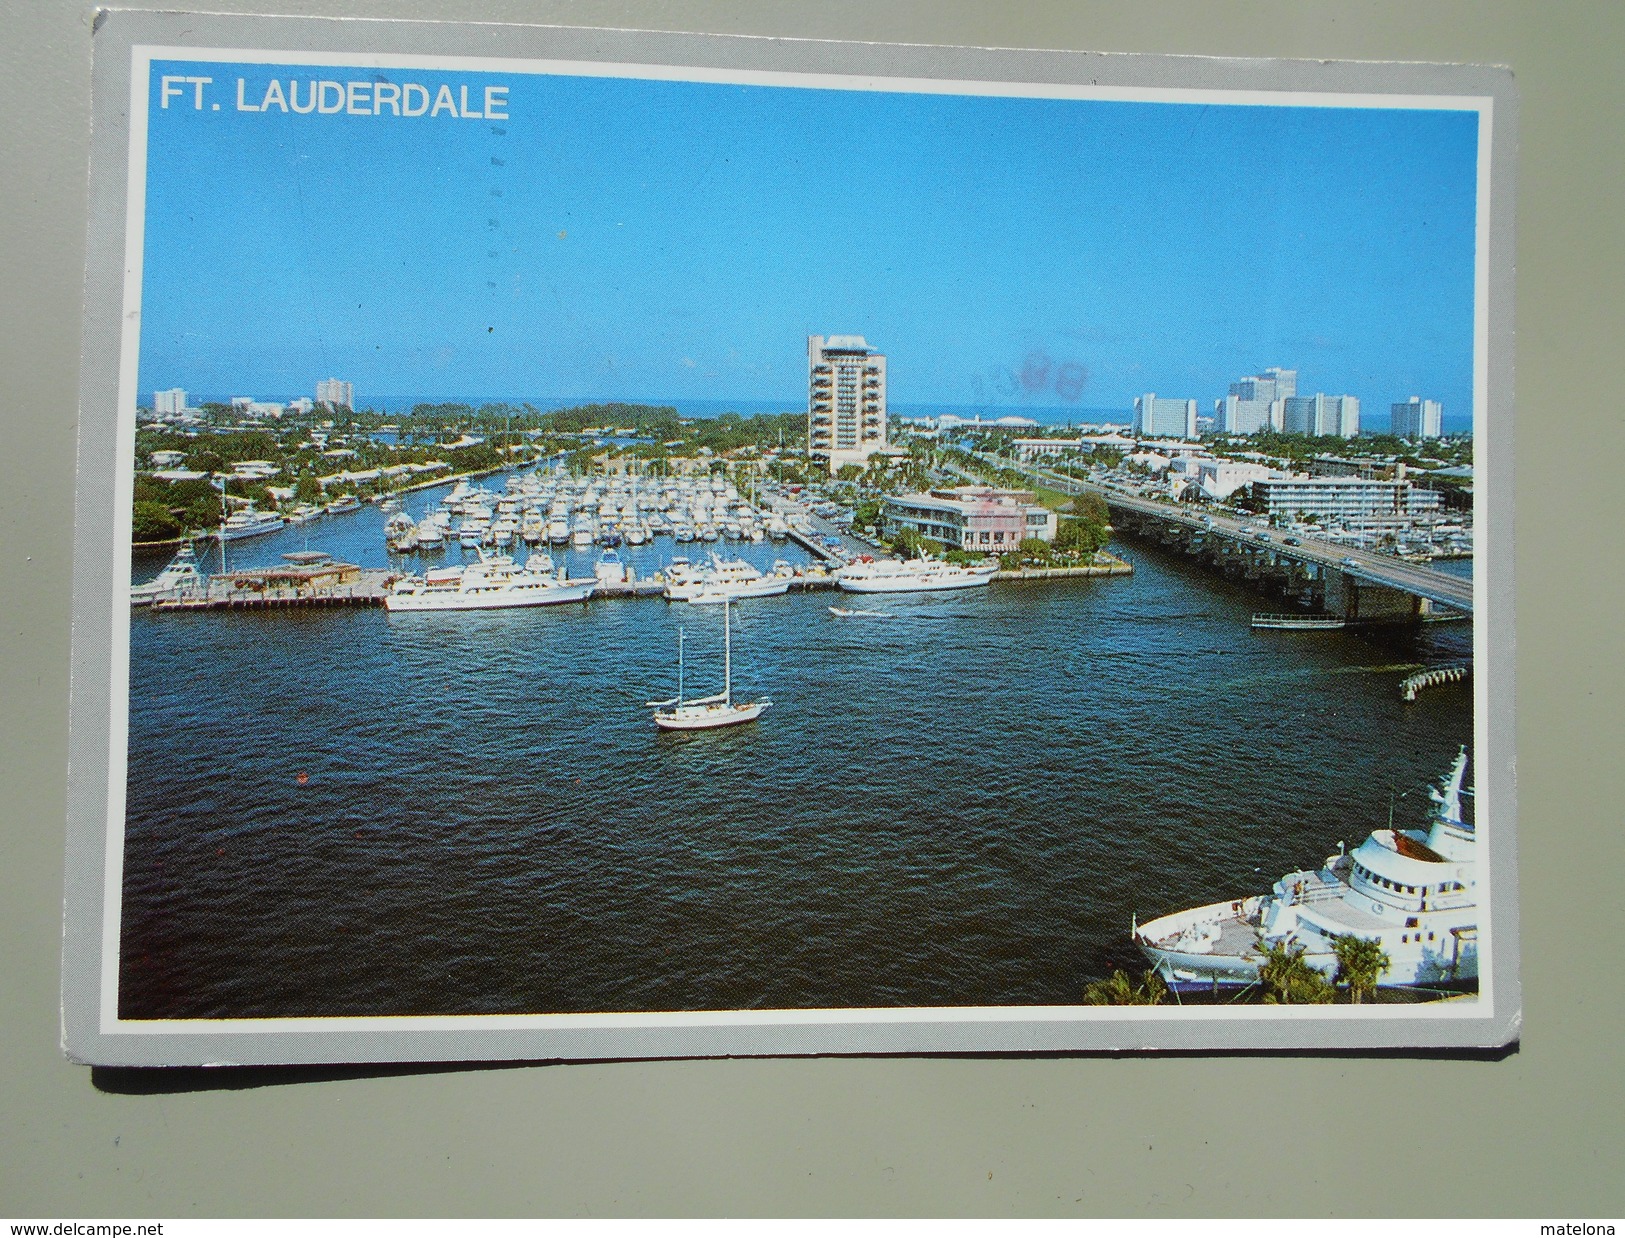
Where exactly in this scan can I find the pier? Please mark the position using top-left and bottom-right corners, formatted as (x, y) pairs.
(1401, 664), (1472, 701)
(152, 559), (395, 610)
(141, 556), (1135, 613)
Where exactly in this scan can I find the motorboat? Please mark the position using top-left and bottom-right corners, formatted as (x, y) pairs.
(834, 553), (996, 594)
(594, 548), (630, 585)
(215, 506), (285, 542)
(130, 542), (204, 605)
(665, 553), (791, 603)
(384, 551), (596, 611)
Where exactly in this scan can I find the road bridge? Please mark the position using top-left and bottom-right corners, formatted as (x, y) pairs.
(1022, 467), (1473, 620)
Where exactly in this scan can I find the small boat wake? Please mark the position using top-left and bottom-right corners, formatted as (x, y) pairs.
(828, 606), (894, 619)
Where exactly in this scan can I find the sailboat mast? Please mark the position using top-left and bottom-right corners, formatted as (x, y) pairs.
(723, 597), (732, 704)
(217, 473), (228, 575)
(677, 627), (685, 705)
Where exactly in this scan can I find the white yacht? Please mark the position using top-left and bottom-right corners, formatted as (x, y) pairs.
(665, 553), (791, 603)
(1134, 749), (1479, 989)
(215, 506), (285, 542)
(384, 551), (596, 612)
(834, 554), (996, 594)
(130, 542), (204, 605)
(649, 597), (769, 730)
(594, 548), (630, 586)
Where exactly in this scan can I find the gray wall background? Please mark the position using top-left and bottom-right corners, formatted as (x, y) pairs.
(3, 0), (1619, 1217)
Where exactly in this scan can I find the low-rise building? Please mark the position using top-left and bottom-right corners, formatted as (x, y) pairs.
(1012, 437), (1087, 460)
(1173, 458), (1283, 501)
(882, 486), (1057, 552)
(1247, 475), (1443, 520)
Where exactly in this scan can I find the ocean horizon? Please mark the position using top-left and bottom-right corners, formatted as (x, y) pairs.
(183, 392), (1474, 436)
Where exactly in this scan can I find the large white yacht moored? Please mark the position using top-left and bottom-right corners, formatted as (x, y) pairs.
(130, 541), (204, 605)
(1134, 749), (1479, 990)
(834, 553), (996, 594)
(384, 551), (595, 612)
(215, 506), (285, 542)
(664, 553), (791, 603)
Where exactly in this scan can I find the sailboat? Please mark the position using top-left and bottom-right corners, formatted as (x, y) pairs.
(648, 596), (770, 730)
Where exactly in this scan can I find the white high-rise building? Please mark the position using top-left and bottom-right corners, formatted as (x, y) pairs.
(1281, 393), (1359, 438)
(1391, 396), (1443, 439)
(153, 387), (187, 415)
(1133, 393), (1198, 439)
(1219, 367), (1296, 434)
(1230, 367), (1297, 404)
(1217, 394), (1276, 434)
(808, 335), (887, 475)
(316, 378), (354, 410)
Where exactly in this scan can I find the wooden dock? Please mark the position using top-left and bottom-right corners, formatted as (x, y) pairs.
(152, 564), (395, 611)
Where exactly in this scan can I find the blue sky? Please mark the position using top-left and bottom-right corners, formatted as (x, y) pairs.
(138, 61), (1481, 419)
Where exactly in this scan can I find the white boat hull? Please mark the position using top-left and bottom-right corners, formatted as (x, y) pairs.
(837, 571), (993, 593)
(215, 519), (284, 542)
(654, 700), (769, 730)
(684, 578), (792, 604)
(1135, 896), (1479, 988)
(384, 581), (595, 612)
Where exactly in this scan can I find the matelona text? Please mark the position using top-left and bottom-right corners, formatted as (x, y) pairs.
(158, 76), (511, 120)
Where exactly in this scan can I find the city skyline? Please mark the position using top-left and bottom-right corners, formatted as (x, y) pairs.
(138, 61), (1482, 424)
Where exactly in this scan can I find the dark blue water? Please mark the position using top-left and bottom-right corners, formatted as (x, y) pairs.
(121, 482), (1473, 1017)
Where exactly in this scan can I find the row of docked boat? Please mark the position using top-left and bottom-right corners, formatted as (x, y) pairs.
(215, 493), (366, 542)
(385, 470), (794, 555)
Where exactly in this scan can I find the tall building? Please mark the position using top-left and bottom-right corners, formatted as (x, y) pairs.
(1230, 367), (1297, 403)
(1132, 394), (1197, 439)
(808, 335), (887, 475)
(1391, 396), (1443, 439)
(1217, 394), (1276, 434)
(153, 387), (187, 415)
(1218, 367), (1296, 434)
(1281, 393), (1359, 437)
(316, 378), (354, 410)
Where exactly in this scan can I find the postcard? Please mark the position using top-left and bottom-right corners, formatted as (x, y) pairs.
(63, 12), (1518, 1064)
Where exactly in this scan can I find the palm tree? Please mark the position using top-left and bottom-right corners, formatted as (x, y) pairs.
(1255, 940), (1335, 1004)
(1083, 969), (1168, 1006)
(1331, 935), (1391, 1004)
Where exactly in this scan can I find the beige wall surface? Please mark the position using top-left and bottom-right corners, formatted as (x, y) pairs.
(3, 0), (1621, 1218)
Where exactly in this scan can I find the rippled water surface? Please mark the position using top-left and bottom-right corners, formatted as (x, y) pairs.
(120, 486), (1473, 1017)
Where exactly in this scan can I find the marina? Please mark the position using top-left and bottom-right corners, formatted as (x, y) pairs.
(121, 472), (1473, 1018)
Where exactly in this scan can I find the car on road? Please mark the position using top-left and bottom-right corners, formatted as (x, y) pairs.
(1283, 536), (1301, 546)
(1341, 556), (1359, 567)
